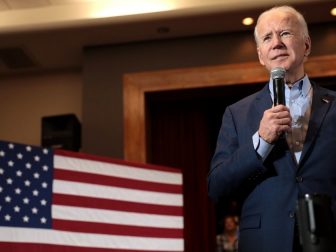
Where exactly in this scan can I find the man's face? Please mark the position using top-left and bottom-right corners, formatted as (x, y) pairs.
(255, 11), (311, 80)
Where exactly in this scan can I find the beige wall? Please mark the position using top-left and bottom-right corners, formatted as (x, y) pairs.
(83, 31), (258, 158)
(0, 70), (82, 146)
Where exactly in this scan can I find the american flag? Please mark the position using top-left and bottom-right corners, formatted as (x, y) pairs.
(0, 140), (184, 251)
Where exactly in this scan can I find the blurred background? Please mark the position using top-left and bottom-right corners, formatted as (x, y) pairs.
(0, 0), (335, 251)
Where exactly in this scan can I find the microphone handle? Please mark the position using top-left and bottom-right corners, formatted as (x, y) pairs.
(273, 78), (286, 139)
(273, 78), (285, 106)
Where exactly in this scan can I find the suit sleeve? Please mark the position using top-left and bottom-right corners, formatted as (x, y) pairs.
(207, 105), (267, 202)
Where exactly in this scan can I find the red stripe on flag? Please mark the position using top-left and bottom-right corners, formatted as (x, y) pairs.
(53, 193), (183, 216)
(53, 219), (183, 238)
(54, 168), (182, 194)
(0, 242), (183, 252)
(55, 149), (182, 174)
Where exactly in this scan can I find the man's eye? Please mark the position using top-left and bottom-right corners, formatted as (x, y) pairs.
(280, 31), (291, 37)
(263, 36), (271, 42)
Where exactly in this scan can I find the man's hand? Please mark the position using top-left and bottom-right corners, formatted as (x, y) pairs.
(259, 105), (291, 143)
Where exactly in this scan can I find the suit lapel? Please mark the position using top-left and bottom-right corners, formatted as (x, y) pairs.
(299, 84), (333, 166)
(251, 84), (273, 132)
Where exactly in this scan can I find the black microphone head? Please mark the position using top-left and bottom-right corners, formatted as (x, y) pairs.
(271, 67), (286, 106)
(271, 67), (286, 79)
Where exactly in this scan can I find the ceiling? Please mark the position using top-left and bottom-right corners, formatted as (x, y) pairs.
(0, 0), (335, 75)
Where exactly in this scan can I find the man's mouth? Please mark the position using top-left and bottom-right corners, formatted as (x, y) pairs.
(272, 54), (289, 60)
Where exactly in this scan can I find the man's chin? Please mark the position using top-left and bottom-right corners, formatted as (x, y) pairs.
(270, 62), (289, 71)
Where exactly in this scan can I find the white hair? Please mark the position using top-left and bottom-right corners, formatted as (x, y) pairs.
(254, 5), (309, 45)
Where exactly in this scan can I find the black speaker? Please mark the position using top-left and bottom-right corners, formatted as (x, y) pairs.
(41, 114), (81, 151)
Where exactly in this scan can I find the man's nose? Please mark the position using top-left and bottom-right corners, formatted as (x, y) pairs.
(272, 34), (285, 49)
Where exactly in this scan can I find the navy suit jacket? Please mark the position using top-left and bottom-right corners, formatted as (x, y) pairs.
(208, 81), (336, 252)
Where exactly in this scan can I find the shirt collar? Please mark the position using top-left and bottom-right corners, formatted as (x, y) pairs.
(269, 74), (311, 98)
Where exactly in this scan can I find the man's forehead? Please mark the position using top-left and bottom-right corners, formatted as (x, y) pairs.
(259, 11), (294, 25)
(257, 12), (297, 32)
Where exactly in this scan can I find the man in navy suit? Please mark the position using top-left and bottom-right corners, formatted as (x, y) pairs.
(208, 5), (336, 252)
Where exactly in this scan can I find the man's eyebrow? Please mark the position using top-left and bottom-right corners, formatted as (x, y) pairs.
(260, 31), (272, 39)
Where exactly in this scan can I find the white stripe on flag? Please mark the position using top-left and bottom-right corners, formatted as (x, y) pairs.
(54, 155), (182, 185)
(0, 227), (184, 251)
(52, 205), (183, 229)
(53, 179), (183, 206)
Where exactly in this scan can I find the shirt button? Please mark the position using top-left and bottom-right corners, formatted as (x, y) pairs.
(296, 176), (303, 183)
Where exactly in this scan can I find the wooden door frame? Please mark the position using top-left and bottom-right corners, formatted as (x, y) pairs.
(123, 55), (336, 163)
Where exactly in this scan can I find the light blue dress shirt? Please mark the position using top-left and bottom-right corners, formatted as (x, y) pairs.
(253, 75), (313, 163)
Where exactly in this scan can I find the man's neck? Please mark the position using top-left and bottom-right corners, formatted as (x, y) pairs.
(285, 68), (305, 85)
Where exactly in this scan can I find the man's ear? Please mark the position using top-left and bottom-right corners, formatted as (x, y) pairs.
(257, 47), (265, 66)
(304, 36), (311, 56)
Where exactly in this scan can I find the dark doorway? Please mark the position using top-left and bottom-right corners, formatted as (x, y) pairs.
(146, 82), (262, 252)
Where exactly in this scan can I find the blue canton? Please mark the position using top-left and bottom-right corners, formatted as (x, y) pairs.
(0, 141), (53, 228)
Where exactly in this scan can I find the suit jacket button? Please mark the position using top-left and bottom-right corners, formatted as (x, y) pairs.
(289, 211), (295, 218)
(296, 176), (303, 183)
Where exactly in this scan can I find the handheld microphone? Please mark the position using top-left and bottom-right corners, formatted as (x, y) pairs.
(271, 67), (286, 106)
